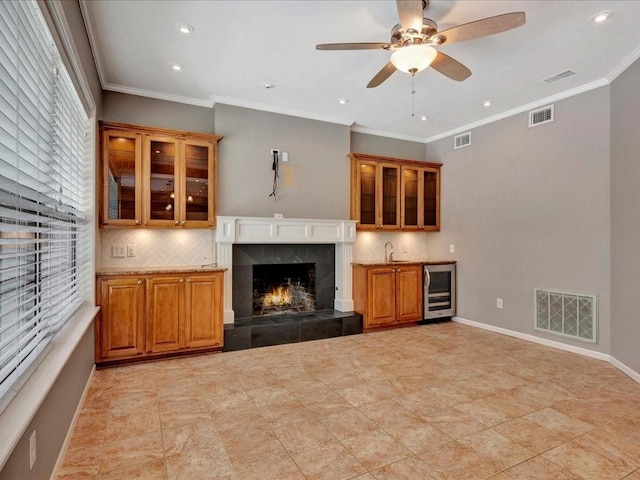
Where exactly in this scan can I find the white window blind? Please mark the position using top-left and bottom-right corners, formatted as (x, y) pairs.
(0, 0), (91, 414)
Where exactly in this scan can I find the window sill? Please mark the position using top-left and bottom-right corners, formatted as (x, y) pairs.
(0, 302), (98, 470)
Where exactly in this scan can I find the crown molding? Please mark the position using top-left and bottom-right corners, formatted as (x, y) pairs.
(424, 78), (610, 144)
(350, 126), (427, 144)
(104, 83), (215, 108)
(607, 44), (640, 83)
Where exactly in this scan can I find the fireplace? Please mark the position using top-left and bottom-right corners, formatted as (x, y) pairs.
(232, 244), (334, 320)
(253, 263), (316, 316)
(216, 216), (357, 324)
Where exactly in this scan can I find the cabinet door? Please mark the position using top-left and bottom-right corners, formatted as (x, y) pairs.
(185, 273), (223, 348)
(401, 166), (420, 230)
(380, 164), (400, 229)
(352, 160), (378, 230)
(101, 129), (142, 226)
(395, 266), (423, 323)
(100, 277), (145, 359)
(182, 139), (215, 227)
(367, 268), (396, 327)
(144, 135), (181, 227)
(421, 167), (440, 231)
(146, 276), (185, 353)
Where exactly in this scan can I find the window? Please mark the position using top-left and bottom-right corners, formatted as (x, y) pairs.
(0, 0), (92, 414)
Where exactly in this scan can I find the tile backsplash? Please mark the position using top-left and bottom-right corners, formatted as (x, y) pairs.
(353, 231), (428, 262)
(101, 229), (215, 268)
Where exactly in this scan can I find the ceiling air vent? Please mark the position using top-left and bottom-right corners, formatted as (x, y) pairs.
(543, 70), (576, 84)
(454, 132), (471, 149)
(529, 105), (554, 128)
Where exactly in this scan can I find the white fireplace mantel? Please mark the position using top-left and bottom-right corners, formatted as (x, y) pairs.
(216, 216), (358, 324)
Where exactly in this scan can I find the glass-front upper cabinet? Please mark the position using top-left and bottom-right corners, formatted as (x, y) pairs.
(145, 135), (179, 226)
(401, 165), (440, 231)
(100, 122), (222, 229)
(101, 129), (142, 225)
(183, 139), (215, 226)
(350, 153), (441, 232)
(380, 164), (400, 229)
(422, 167), (440, 230)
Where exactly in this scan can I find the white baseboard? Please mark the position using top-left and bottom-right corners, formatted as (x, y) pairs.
(452, 316), (640, 384)
(452, 316), (610, 361)
(49, 365), (96, 480)
(609, 356), (640, 384)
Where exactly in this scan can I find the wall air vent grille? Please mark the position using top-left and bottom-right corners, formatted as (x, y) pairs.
(534, 288), (597, 343)
(454, 132), (471, 149)
(543, 70), (576, 84)
(529, 105), (554, 128)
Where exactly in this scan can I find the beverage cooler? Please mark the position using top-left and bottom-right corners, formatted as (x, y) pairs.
(423, 264), (456, 320)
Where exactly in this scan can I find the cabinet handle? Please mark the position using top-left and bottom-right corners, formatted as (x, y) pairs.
(186, 278), (191, 282)
(181, 221), (186, 225)
(397, 269), (401, 272)
(135, 220), (141, 225)
(180, 279), (184, 283)
(137, 280), (143, 285)
(174, 220), (179, 225)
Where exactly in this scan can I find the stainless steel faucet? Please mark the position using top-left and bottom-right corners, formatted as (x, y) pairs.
(384, 241), (394, 263)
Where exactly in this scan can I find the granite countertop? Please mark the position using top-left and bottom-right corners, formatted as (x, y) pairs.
(352, 258), (456, 267)
(96, 265), (226, 276)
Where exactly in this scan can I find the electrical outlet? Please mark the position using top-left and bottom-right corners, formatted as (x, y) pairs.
(449, 244), (455, 253)
(402, 243), (407, 253)
(497, 298), (503, 309)
(112, 245), (126, 258)
(126, 245), (136, 257)
(274, 213), (284, 219)
(270, 148), (280, 156)
(29, 430), (36, 470)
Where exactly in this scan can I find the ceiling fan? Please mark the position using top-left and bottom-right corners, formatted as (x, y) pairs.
(316, 0), (526, 88)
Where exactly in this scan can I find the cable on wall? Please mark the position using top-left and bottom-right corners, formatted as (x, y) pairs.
(269, 150), (279, 200)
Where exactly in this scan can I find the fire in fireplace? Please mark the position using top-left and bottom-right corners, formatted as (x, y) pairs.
(253, 263), (316, 317)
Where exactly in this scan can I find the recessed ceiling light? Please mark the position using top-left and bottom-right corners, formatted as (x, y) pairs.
(177, 23), (194, 34)
(420, 115), (428, 121)
(263, 83), (276, 89)
(483, 100), (492, 107)
(338, 98), (349, 105)
(171, 63), (183, 71)
(591, 10), (612, 23)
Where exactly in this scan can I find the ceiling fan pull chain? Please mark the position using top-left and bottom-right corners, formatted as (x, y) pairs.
(411, 72), (416, 117)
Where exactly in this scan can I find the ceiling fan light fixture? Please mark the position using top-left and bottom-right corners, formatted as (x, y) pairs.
(390, 44), (437, 74)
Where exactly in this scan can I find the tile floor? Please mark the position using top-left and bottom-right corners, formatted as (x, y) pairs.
(56, 322), (640, 480)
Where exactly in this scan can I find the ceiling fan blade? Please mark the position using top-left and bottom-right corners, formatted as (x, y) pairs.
(434, 12), (526, 45)
(316, 42), (389, 51)
(430, 52), (471, 81)
(396, 0), (424, 34)
(367, 62), (397, 88)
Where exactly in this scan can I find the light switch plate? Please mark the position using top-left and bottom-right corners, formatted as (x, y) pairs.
(449, 244), (455, 253)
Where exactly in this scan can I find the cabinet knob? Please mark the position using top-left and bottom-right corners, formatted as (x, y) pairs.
(180, 279), (184, 283)
(397, 269), (401, 272)
(135, 220), (141, 225)
(181, 220), (186, 225)
(186, 278), (191, 282)
(137, 280), (143, 285)
(174, 220), (179, 225)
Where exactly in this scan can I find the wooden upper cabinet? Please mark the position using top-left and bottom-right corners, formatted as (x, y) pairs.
(349, 153), (441, 231)
(401, 165), (441, 231)
(101, 129), (142, 226)
(99, 122), (221, 228)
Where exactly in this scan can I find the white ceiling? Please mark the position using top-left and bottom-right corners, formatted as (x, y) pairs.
(81, 1), (640, 143)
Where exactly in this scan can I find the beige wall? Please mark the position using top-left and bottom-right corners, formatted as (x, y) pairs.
(611, 57), (640, 373)
(351, 131), (427, 160)
(425, 87), (612, 354)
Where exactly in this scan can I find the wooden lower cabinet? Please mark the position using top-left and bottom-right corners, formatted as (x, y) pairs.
(353, 264), (423, 330)
(99, 277), (145, 359)
(96, 270), (224, 364)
